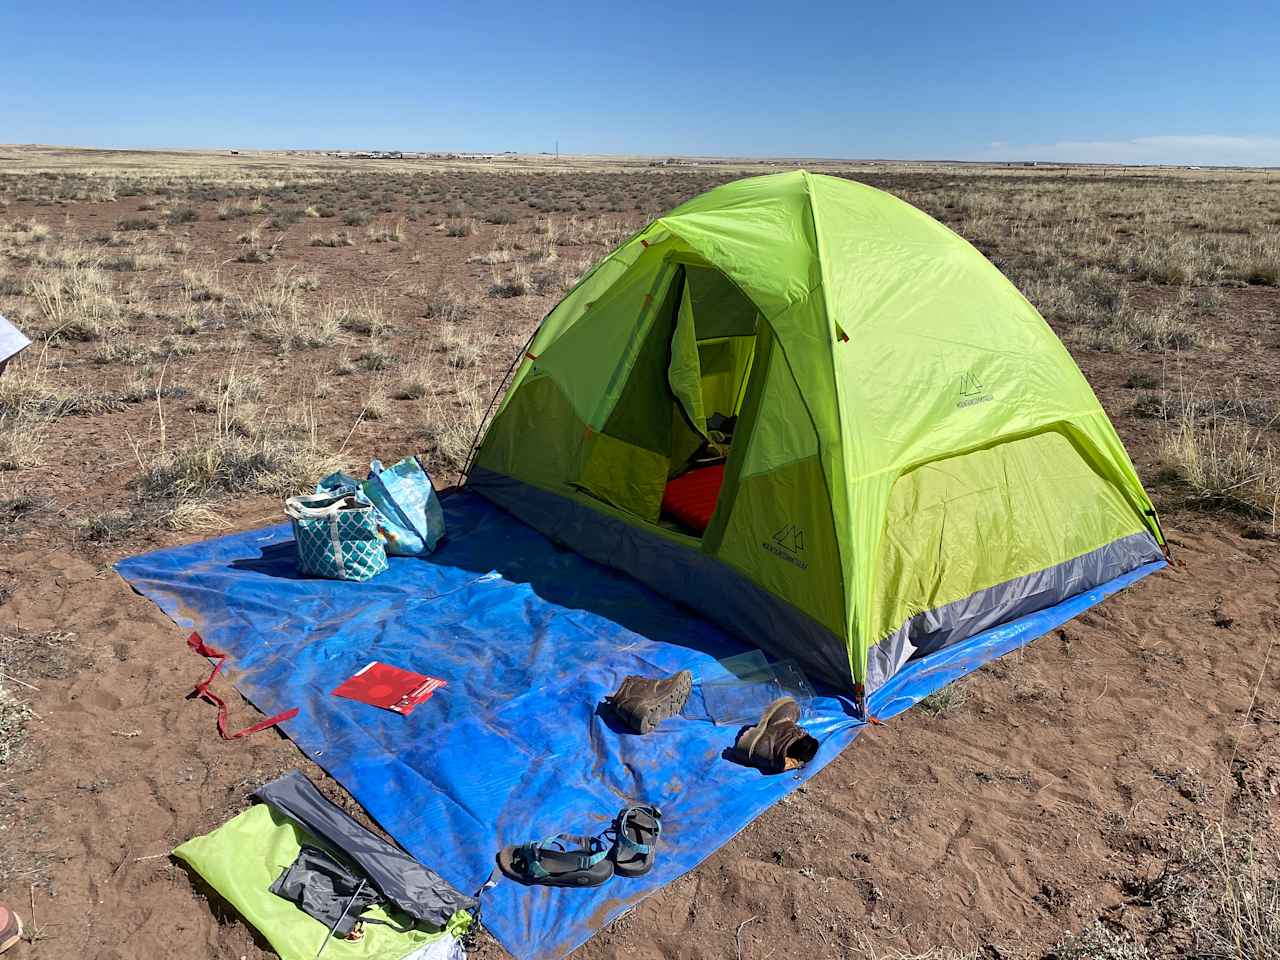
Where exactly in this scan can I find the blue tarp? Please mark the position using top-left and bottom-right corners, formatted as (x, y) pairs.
(116, 491), (1163, 959)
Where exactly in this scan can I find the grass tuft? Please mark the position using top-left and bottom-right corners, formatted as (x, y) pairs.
(1162, 391), (1278, 526)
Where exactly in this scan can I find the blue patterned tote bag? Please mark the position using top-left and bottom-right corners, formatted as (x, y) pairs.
(316, 457), (445, 557)
(361, 457), (445, 557)
(285, 493), (389, 582)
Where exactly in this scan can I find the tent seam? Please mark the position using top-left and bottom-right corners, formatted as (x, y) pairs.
(797, 170), (859, 683)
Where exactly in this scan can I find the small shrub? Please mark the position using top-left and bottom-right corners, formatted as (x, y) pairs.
(488, 267), (530, 299)
(102, 250), (165, 272)
(356, 349), (395, 371)
(362, 383), (389, 421)
(0, 408), (48, 470)
(393, 360), (432, 400)
(77, 508), (141, 543)
(342, 210), (372, 227)
(235, 244), (274, 264)
(92, 337), (149, 366)
(326, 295), (387, 337)
(445, 217), (477, 238)
(137, 413), (343, 511)
(309, 231), (354, 247)
(0, 681), (33, 765)
(1123, 372), (1160, 390)
(116, 216), (158, 232)
(437, 326), (483, 369)
(366, 219), (405, 243)
(241, 277), (337, 350)
(269, 208), (305, 229)
(28, 265), (126, 342)
(182, 265), (226, 302)
(1162, 391), (1278, 524)
(1052, 923), (1152, 960)
(420, 387), (486, 476)
(422, 285), (476, 323)
(164, 205), (200, 225)
(917, 682), (969, 717)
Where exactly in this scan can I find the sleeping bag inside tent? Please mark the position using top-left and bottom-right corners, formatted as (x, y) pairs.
(467, 170), (1167, 701)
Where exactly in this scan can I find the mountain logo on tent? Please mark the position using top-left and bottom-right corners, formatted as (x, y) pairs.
(764, 524), (808, 569)
(956, 370), (993, 409)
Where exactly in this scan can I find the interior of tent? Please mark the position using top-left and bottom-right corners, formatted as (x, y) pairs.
(577, 258), (762, 538)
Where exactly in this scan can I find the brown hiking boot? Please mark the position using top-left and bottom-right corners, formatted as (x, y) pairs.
(730, 696), (819, 774)
(605, 670), (693, 734)
(0, 902), (22, 954)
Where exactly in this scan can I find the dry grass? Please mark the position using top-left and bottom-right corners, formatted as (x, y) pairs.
(180, 264), (227, 302)
(1181, 828), (1280, 960)
(437, 324), (484, 369)
(488, 261), (531, 298)
(1, 627), (84, 765)
(0, 680), (32, 766)
(916, 680), (971, 717)
(1101, 825), (1280, 960)
(420, 384), (486, 476)
(28, 262), (127, 342)
(327, 293), (388, 337)
(1162, 390), (1279, 526)
(134, 378), (346, 522)
(420, 284), (478, 323)
(310, 230), (355, 247)
(366, 219), (405, 243)
(0, 406), (47, 469)
(361, 380), (390, 421)
(444, 216), (477, 238)
(240, 274), (338, 350)
(1051, 923), (1151, 960)
(849, 936), (978, 960)
(393, 358), (433, 400)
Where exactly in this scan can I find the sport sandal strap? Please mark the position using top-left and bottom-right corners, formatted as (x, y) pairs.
(615, 805), (662, 854)
(520, 833), (610, 878)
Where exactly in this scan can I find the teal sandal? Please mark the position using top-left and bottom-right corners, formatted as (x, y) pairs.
(609, 804), (662, 877)
(497, 833), (614, 888)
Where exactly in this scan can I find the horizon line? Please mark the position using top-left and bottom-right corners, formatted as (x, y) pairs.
(2, 142), (1278, 172)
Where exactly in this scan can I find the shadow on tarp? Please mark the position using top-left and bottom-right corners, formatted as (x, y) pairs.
(115, 491), (1163, 959)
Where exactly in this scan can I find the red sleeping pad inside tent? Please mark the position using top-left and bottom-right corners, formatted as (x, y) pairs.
(661, 463), (725, 535)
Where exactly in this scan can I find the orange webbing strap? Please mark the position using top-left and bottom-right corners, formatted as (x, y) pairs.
(853, 683), (882, 725)
(187, 632), (299, 740)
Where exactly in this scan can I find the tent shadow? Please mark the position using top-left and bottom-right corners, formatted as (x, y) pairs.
(422, 493), (750, 661)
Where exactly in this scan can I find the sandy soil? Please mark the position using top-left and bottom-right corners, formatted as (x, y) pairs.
(0, 150), (1276, 960)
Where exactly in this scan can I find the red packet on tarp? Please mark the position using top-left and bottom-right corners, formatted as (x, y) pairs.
(332, 661), (446, 715)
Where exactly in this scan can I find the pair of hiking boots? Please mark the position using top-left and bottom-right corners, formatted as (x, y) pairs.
(604, 670), (818, 775)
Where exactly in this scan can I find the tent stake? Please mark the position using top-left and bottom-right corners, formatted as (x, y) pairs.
(315, 878), (366, 959)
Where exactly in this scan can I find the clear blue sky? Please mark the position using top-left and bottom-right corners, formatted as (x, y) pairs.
(3, 1), (1278, 165)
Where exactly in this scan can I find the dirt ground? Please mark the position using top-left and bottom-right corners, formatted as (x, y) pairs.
(0, 147), (1276, 960)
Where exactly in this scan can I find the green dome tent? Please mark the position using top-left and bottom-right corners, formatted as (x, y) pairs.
(467, 171), (1166, 705)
